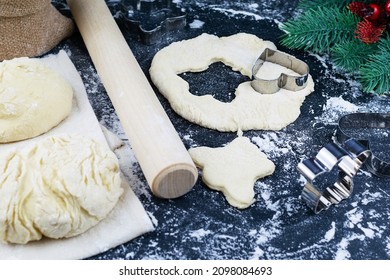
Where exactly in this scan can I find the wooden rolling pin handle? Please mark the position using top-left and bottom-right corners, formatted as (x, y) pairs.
(67, 0), (198, 198)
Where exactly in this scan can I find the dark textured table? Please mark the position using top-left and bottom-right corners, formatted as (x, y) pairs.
(52, 0), (390, 260)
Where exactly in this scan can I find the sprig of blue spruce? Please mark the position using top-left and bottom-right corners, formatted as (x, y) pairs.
(280, 0), (389, 95)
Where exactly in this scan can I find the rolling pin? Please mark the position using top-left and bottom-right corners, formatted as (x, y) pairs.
(66, 0), (198, 198)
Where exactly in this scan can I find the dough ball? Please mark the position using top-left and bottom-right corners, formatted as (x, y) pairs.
(0, 57), (73, 143)
(0, 135), (123, 244)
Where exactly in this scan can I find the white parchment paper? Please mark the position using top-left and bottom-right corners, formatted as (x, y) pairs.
(0, 51), (154, 260)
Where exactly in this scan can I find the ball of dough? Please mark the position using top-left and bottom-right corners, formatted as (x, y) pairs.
(0, 57), (73, 143)
(0, 135), (123, 244)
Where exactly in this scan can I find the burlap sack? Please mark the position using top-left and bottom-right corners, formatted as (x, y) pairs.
(0, 0), (74, 60)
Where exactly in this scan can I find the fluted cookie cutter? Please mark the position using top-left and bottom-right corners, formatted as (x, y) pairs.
(251, 48), (310, 94)
(335, 112), (390, 178)
(119, 0), (186, 44)
(297, 139), (370, 214)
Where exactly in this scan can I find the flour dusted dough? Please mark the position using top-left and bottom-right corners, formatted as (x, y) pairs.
(0, 57), (73, 143)
(150, 33), (315, 132)
(189, 137), (275, 209)
(0, 134), (123, 244)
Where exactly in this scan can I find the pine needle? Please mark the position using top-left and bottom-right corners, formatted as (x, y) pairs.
(331, 38), (378, 72)
(280, 0), (389, 95)
(359, 36), (390, 94)
(280, 6), (359, 53)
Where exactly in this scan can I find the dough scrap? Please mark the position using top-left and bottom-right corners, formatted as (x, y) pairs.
(0, 135), (123, 244)
(150, 33), (315, 132)
(189, 137), (275, 209)
(0, 57), (73, 143)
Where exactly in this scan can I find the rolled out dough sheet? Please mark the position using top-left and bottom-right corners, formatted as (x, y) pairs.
(0, 50), (154, 259)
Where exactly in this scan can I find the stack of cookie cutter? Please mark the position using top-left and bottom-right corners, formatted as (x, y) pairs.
(298, 112), (390, 213)
(251, 48), (310, 94)
(118, 0), (186, 44)
(297, 139), (370, 214)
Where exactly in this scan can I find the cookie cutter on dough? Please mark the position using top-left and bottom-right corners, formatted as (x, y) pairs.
(297, 139), (370, 214)
(251, 48), (310, 94)
(335, 112), (390, 178)
(118, 0), (186, 45)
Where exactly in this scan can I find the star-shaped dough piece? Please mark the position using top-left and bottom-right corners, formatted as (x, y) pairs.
(189, 137), (275, 209)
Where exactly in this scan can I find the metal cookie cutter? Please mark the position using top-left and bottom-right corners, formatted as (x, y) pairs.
(119, 0), (186, 45)
(297, 139), (370, 214)
(335, 112), (390, 178)
(251, 48), (310, 94)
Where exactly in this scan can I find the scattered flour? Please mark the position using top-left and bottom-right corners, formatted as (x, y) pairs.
(251, 132), (292, 157)
(345, 207), (364, 226)
(324, 222), (336, 242)
(335, 237), (352, 260)
(189, 19), (205, 29)
(255, 220), (283, 246)
(316, 96), (359, 123)
(249, 247), (265, 259)
(188, 229), (213, 241)
(325, 97), (359, 112)
(357, 224), (375, 239)
(211, 7), (266, 21)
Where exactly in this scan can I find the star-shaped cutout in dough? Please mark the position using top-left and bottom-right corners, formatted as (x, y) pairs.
(189, 137), (275, 209)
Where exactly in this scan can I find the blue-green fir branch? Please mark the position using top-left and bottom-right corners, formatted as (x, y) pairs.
(280, 6), (359, 53)
(331, 38), (378, 72)
(359, 36), (390, 94)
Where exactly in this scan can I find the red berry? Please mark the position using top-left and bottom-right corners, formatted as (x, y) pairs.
(366, 3), (381, 21)
(385, 0), (390, 14)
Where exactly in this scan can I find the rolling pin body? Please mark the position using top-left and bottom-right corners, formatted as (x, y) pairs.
(67, 0), (197, 198)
